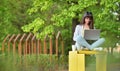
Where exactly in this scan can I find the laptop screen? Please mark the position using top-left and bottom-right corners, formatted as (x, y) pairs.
(84, 29), (100, 40)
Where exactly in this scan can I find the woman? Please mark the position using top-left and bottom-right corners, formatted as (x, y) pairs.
(73, 11), (105, 50)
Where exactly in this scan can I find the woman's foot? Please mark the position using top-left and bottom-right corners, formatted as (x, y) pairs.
(93, 47), (103, 51)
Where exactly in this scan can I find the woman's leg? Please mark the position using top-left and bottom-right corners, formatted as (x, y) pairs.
(75, 42), (81, 50)
(91, 38), (105, 49)
(75, 35), (92, 50)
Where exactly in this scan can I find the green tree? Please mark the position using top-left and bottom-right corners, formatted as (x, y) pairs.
(0, 0), (19, 46)
(0, 0), (33, 47)
(22, 0), (120, 50)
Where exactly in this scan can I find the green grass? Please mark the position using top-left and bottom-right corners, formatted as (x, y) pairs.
(0, 53), (68, 71)
(0, 52), (120, 71)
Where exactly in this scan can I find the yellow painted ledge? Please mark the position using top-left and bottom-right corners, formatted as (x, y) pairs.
(78, 50), (106, 54)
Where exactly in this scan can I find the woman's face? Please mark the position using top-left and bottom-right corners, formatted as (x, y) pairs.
(84, 17), (91, 24)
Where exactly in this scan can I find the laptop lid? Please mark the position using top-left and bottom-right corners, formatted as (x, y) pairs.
(84, 29), (100, 40)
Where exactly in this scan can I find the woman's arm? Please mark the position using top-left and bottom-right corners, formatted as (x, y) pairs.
(73, 25), (82, 41)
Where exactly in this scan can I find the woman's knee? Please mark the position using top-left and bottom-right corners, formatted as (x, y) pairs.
(76, 35), (83, 42)
(100, 38), (105, 41)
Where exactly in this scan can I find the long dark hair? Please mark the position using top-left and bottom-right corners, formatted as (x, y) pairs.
(80, 11), (94, 29)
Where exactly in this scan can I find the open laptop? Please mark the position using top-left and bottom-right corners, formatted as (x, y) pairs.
(84, 29), (100, 40)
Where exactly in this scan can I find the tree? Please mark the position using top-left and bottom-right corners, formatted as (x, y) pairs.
(0, 0), (33, 47)
(22, 0), (120, 49)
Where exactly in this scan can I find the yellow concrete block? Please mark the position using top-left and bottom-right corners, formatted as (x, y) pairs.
(77, 54), (85, 71)
(96, 54), (107, 71)
(69, 51), (78, 71)
(69, 51), (107, 71)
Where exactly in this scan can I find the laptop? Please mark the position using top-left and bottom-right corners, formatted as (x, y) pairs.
(84, 29), (100, 40)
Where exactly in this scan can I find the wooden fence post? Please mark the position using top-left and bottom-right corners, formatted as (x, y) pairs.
(2, 35), (10, 53)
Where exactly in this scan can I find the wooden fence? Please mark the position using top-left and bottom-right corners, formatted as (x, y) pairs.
(1, 31), (64, 57)
(1, 31), (120, 56)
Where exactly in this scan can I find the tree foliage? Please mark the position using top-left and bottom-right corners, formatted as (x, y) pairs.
(0, 0), (33, 47)
(22, 0), (120, 48)
(0, 0), (19, 44)
(0, 0), (119, 49)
